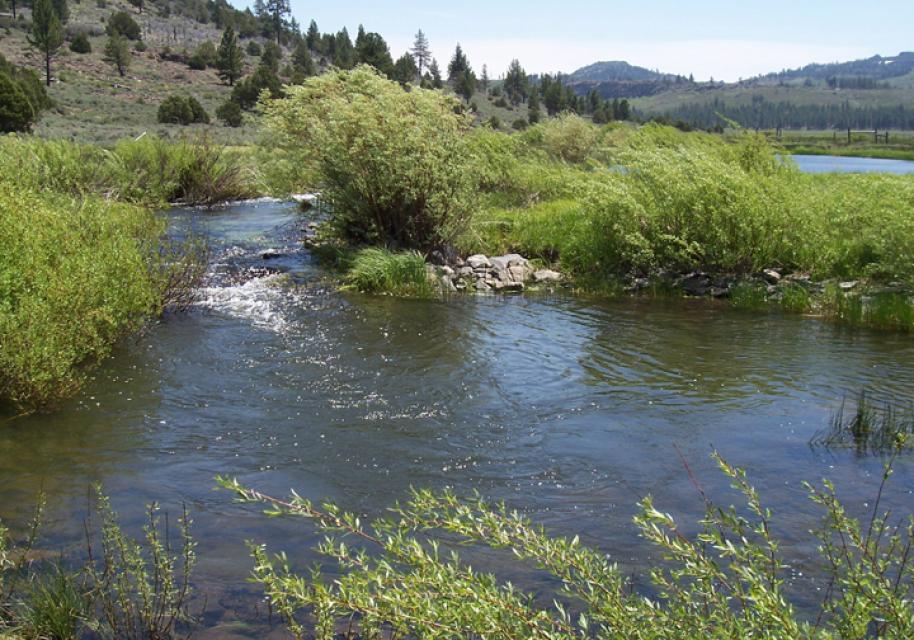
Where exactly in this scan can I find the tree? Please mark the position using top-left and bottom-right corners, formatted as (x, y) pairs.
(392, 53), (417, 87)
(216, 99), (243, 127)
(447, 44), (469, 83)
(455, 68), (476, 103)
(333, 28), (355, 69)
(305, 20), (320, 51)
(265, 0), (289, 44)
(356, 32), (393, 76)
(128, 0), (143, 13)
(216, 26), (244, 86)
(480, 64), (489, 94)
(28, 0), (64, 87)
(0, 71), (35, 132)
(291, 39), (316, 79)
(410, 29), (431, 76)
(503, 59), (528, 105)
(528, 90), (541, 124)
(69, 32), (92, 54)
(428, 58), (443, 89)
(107, 11), (142, 40)
(51, 0), (68, 23)
(103, 33), (131, 77)
(261, 40), (282, 73)
(543, 77), (566, 116)
(8, 0), (16, 19)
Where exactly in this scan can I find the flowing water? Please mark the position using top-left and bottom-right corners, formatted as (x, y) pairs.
(2, 200), (914, 637)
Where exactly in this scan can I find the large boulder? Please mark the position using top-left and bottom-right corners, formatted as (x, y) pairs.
(466, 254), (491, 269)
(533, 269), (563, 284)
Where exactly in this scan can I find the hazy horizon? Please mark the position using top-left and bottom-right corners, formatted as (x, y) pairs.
(236, 0), (912, 80)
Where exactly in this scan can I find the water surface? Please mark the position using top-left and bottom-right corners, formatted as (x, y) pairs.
(793, 154), (914, 174)
(2, 200), (913, 637)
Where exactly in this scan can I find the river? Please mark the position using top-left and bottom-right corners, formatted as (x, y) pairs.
(792, 154), (914, 174)
(1, 200), (913, 637)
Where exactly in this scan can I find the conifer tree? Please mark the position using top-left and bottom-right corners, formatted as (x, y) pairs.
(392, 52), (418, 87)
(503, 59), (528, 105)
(447, 43), (469, 83)
(51, 0), (68, 23)
(28, 0), (63, 87)
(480, 64), (489, 94)
(456, 68), (476, 103)
(306, 20), (320, 51)
(291, 39), (316, 78)
(356, 31), (393, 76)
(410, 29), (431, 76)
(265, 0), (290, 44)
(103, 33), (131, 77)
(429, 58), (443, 89)
(216, 25), (243, 86)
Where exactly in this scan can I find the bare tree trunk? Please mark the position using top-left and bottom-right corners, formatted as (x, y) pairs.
(46, 51), (51, 86)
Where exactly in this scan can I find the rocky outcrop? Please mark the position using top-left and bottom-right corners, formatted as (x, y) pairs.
(433, 254), (564, 293)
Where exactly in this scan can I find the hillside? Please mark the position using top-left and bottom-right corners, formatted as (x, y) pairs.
(0, 0), (263, 144)
(564, 60), (690, 99)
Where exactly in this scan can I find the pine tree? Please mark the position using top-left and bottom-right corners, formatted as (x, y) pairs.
(429, 58), (443, 89)
(306, 20), (320, 51)
(261, 40), (282, 73)
(216, 25), (243, 86)
(51, 0), (68, 23)
(447, 44), (469, 83)
(528, 90), (541, 124)
(480, 64), (489, 94)
(291, 39), (315, 78)
(27, 0), (63, 87)
(103, 33), (131, 77)
(333, 28), (355, 69)
(410, 29), (431, 76)
(392, 52), (418, 87)
(503, 59), (528, 105)
(264, 0), (290, 44)
(456, 68), (476, 103)
(356, 31), (393, 76)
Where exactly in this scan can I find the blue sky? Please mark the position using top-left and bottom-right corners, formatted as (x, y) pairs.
(244, 1), (914, 80)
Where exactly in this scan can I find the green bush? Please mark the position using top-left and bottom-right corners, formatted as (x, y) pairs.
(230, 65), (283, 110)
(262, 65), (477, 252)
(68, 31), (91, 53)
(157, 94), (209, 125)
(0, 182), (163, 411)
(344, 248), (432, 296)
(215, 99), (242, 127)
(245, 40), (261, 56)
(0, 71), (34, 133)
(105, 11), (140, 40)
(222, 451), (914, 639)
(187, 40), (216, 70)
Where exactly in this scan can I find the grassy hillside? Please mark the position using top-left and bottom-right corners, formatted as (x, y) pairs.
(0, 0), (263, 144)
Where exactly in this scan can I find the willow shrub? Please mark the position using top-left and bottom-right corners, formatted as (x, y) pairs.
(260, 65), (477, 253)
(345, 248), (433, 297)
(0, 183), (163, 412)
(222, 450), (914, 639)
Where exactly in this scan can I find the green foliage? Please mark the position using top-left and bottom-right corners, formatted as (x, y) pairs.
(355, 31), (393, 76)
(23, 568), (87, 640)
(103, 33), (131, 77)
(345, 248), (433, 296)
(245, 40), (261, 56)
(84, 492), (197, 640)
(215, 99), (242, 127)
(27, 0), (64, 85)
(231, 64), (283, 110)
(105, 11), (141, 40)
(157, 95), (208, 125)
(532, 112), (601, 163)
(262, 66), (477, 252)
(0, 182), (163, 411)
(187, 40), (216, 70)
(69, 31), (91, 53)
(221, 450), (914, 639)
(812, 392), (913, 453)
(0, 72), (34, 133)
(391, 52), (417, 86)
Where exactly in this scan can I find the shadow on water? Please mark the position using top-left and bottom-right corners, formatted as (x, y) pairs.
(2, 200), (914, 636)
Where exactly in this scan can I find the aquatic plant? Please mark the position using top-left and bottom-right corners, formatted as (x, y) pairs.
(345, 248), (433, 296)
(811, 392), (914, 454)
(221, 451), (914, 639)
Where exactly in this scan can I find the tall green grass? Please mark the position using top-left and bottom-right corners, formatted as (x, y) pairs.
(345, 248), (433, 296)
(0, 135), (255, 206)
(463, 125), (914, 286)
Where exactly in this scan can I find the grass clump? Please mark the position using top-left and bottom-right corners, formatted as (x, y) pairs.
(221, 450), (914, 639)
(812, 392), (914, 454)
(345, 248), (432, 296)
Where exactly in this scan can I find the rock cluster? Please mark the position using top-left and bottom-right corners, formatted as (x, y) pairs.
(435, 254), (563, 293)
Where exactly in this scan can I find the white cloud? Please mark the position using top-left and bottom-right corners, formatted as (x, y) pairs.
(386, 36), (875, 81)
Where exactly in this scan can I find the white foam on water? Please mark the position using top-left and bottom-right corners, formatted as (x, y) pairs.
(197, 274), (292, 333)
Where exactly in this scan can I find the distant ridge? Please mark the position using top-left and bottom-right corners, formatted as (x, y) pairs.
(568, 60), (675, 83)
